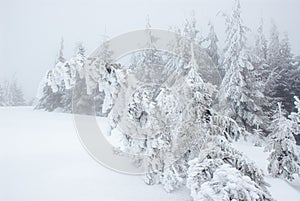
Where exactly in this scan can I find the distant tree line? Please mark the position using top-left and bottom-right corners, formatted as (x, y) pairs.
(0, 77), (26, 106)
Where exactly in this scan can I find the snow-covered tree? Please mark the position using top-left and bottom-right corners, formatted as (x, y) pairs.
(289, 96), (300, 136)
(130, 21), (166, 84)
(0, 77), (26, 106)
(217, 0), (264, 131)
(105, 39), (217, 192)
(187, 135), (272, 200)
(36, 42), (88, 112)
(206, 22), (219, 66)
(196, 164), (273, 201)
(249, 20), (274, 131)
(8, 78), (26, 106)
(251, 20), (269, 92)
(266, 102), (300, 181)
(187, 158), (224, 199)
(265, 23), (296, 113)
(57, 37), (66, 63)
(198, 136), (268, 189)
(289, 57), (300, 109)
(169, 14), (201, 70)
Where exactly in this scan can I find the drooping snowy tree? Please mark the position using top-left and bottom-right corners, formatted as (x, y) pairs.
(36, 42), (87, 112)
(217, 0), (264, 131)
(195, 164), (273, 201)
(35, 69), (62, 111)
(71, 43), (96, 115)
(187, 158), (224, 199)
(84, 37), (126, 116)
(35, 39), (68, 111)
(187, 135), (273, 200)
(266, 102), (300, 181)
(105, 40), (217, 192)
(199, 136), (268, 189)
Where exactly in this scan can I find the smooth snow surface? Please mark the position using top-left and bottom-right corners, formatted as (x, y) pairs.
(0, 107), (189, 201)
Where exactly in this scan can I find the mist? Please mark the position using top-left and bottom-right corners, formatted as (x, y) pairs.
(1, 0), (300, 100)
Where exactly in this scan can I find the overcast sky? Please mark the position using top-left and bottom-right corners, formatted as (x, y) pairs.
(1, 0), (300, 100)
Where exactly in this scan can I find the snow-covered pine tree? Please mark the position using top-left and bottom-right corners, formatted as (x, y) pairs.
(36, 39), (72, 112)
(84, 37), (126, 115)
(187, 135), (273, 200)
(57, 37), (66, 63)
(36, 41), (92, 113)
(289, 57), (300, 109)
(276, 34), (295, 112)
(249, 20), (273, 131)
(265, 23), (296, 113)
(253, 20), (269, 83)
(60, 44), (88, 113)
(199, 136), (268, 189)
(264, 22), (281, 99)
(266, 102), (300, 181)
(187, 158), (224, 199)
(196, 164), (273, 201)
(217, 0), (264, 131)
(130, 20), (166, 84)
(35, 69), (63, 111)
(71, 43), (98, 115)
(289, 96), (300, 142)
(205, 22), (221, 77)
(169, 14), (200, 70)
(105, 37), (216, 192)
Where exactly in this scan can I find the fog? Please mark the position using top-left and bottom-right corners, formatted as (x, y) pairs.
(1, 0), (299, 100)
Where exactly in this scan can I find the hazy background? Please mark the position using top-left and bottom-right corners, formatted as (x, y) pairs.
(1, 0), (300, 100)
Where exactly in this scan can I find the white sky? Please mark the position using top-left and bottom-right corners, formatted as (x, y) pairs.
(1, 0), (300, 100)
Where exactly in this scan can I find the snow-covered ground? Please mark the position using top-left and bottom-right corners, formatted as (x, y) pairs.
(0, 107), (189, 201)
(0, 107), (299, 201)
